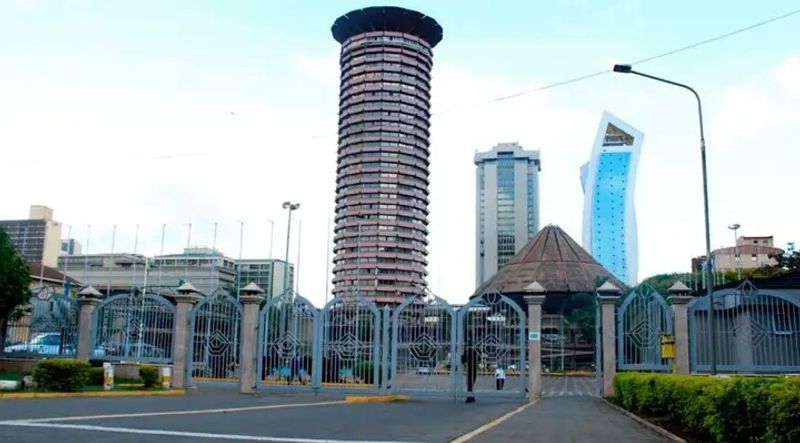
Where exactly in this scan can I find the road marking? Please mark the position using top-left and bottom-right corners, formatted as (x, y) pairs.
(5, 400), (347, 423)
(0, 422), (433, 443)
(449, 400), (538, 443)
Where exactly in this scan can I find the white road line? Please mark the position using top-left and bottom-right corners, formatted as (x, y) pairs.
(0, 422), (432, 443)
(5, 400), (347, 423)
(450, 400), (538, 443)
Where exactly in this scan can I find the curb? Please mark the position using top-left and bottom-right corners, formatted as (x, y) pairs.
(0, 389), (186, 400)
(345, 394), (411, 403)
(601, 398), (685, 442)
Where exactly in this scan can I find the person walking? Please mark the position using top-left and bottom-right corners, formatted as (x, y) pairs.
(495, 364), (506, 391)
(288, 353), (303, 385)
(461, 341), (478, 403)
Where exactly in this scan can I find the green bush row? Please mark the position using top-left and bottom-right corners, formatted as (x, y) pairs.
(614, 372), (800, 443)
(33, 359), (163, 392)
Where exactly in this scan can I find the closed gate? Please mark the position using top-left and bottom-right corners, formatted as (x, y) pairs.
(188, 289), (243, 384)
(258, 291), (319, 391)
(3, 287), (78, 358)
(320, 295), (382, 391)
(457, 292), (526, 398)
(390, 293), (456, 395)
(617, 284), (672, 371)
(93, 291), (175, 363)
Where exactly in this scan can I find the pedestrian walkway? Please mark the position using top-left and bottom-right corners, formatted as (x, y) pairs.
(542, 376), (597, 397)
(468, 396), (669, 443)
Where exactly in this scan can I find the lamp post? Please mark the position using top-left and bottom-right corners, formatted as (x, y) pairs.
(613, 64), (717, 374)
(282, 202), (300, 300)
(729, 223), (741, 280)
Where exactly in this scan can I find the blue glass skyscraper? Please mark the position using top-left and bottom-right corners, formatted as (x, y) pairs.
(580, 112), (643, 286)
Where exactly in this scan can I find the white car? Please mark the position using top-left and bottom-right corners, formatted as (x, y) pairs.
(4, 333), (76, 355)
(417, 366), (432, 375)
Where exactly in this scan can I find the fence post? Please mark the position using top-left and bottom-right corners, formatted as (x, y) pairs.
(76, 286), (102, 361)
(668, 282), (693, 374)
(173, 282), (201, 388)
(524, 281), (546, 402)
(381, 305), (390, 394)
(239, 283), (265, 394)
(597, 281), (622, 397)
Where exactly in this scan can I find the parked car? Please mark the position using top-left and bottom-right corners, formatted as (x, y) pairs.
(417, 366), (432, 375)
(3, 333), (76, 355)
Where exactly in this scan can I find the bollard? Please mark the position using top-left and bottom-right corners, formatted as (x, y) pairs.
(103, 362), (114, 391)
(160, 366), (172, 389)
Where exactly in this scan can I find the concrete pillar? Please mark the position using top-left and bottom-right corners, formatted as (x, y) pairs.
(172, 282), (201, 389)
(239, 283), (265, 394)
(524, 281), (546, 402)
(597, 281), (621, 397)
(76, 286), (102, 361)
(668, 282), (692, 374)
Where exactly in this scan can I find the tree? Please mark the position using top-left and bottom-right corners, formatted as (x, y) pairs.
(0, 228), (31, 353)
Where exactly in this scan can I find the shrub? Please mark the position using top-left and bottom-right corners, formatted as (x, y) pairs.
(615, 373), (800, 443)
(139, 365), (159, 388)
(86, 367), (105, 386)
(33, 359), (90, 392)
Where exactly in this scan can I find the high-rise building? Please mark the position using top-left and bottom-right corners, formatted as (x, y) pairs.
(0, 205), (62, 267)
(580, 112), (644, 286)
(237, 259), (295, 300)
(152, 247), (237, 295)
(60, 238), (82, 255)
(330, 7), (443, 304)
(474, 143), (541, 286)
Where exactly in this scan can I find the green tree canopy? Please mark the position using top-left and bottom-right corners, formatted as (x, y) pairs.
(0, 227), (31, 349)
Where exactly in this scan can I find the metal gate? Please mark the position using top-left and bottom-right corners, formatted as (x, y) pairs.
(93, 291), (175, 363)
(689, 280), (800, 373)
(457, 292), (526, 398)
(390, 293), (456, 395)
(617, 284), (672, 371)
(258, 291), (319, 391)
(3, 286), (78, 358)
(188, 289), (243, 384)
(320, 295), (382, 391)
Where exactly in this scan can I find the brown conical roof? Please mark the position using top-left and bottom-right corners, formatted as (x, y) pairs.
(473, 225), (624, 296)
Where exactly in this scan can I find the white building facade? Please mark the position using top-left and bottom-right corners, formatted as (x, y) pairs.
(475, 143), (541, 287)
(580, 112), (643, 287)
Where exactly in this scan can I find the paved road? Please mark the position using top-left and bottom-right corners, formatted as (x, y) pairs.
(542, 376), (598, 397)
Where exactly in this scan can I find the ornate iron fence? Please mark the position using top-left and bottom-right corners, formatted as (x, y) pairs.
(188, 289), (243, 383)
(617, 284), (673, 371)
(2, 286), (78, 358)
(390, 293), (456, 395)
(690, 280), (800, 373)
(457, 292), (527, 398)
(258, 291), (319, 390)
(93, 291), (175, 364)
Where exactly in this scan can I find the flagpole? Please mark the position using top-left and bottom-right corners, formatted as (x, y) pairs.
(62, 225), (72, 295)
(324, 218), (331, 305)
(108, 224), (116, 296)
(296, 219), (302, 294)
(83, 224), (91, 286)
(157, 224), (165, 291)
(184, 223), (192, 283)
(212, 222), (218, 292)
(237, 221), (243, 298)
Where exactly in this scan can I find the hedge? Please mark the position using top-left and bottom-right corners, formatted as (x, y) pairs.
(33, 359), (91, 392)
(614, 372), (800, 443)
(139, 365), (159, 388)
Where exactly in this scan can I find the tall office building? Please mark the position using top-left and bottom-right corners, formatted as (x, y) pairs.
(237, 259), (295, 300)
(0, 205), (63, 267)
(152, 247), (237, 295)
(580, 112), (643, 286)
(330, 7), (442, 304)
(475, 143), (541, 286)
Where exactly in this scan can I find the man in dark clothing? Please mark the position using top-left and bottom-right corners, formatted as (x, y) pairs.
(288, 353), (303, 385)
(461, 344), (479, 403)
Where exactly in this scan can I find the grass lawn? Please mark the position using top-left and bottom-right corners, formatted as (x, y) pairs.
(0, 372), (27, 381)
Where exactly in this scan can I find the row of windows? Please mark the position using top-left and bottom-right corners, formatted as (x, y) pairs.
(341, 91), (429, 108)
(338, 183), (427, 195)
(342, 63), (431, 85)
(337, 225), (420, 234)
(339, 128), (429, 146)
(343, 35), (430, 55)
(343, 72), (429, 90)
(335, 257), (424, 265)
(338, 215), (427, 225)
(340, 121), (429, 137)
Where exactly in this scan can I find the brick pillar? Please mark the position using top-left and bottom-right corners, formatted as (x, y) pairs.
(524, 284), (546, 402)
(172, 284), (201, 389)
(239, 283), (265, 394)
(668, 282), (692, 374)
(76, 286), (102, 361)
(597, 282), (621, 397)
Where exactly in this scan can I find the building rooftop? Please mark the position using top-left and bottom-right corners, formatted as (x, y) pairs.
(331, 6), (443, 48)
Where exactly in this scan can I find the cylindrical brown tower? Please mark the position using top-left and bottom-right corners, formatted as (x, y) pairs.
(330, 7), (442, 305)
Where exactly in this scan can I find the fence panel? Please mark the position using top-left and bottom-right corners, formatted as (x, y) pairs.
(188, 289), (243, 384)
(3, 287), (78, 358)
(319, 295), (382, 391)
(390, 294), (456, 395)
(93, 291), (175, 364)
(690, 281), (800, 373)
(457, 292), (526, 398)
(258, 291), (319, 391)
(617, 284), (673, 371)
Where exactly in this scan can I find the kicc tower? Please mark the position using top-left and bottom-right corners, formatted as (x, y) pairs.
(330, 7), (443, 304)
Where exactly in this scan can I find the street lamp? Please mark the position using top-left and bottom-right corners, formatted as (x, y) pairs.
(613, 64), (718, 374)
(282, 202), (300, 300)
(728, 223), (741, 280)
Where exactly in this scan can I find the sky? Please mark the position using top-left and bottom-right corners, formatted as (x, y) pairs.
(1, 0), (799, 307)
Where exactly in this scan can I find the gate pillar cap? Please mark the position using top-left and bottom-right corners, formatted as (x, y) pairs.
(176, 281), (200, 294)
(668, 281), (692, 296)
(596, 281), (622, 302)
(78, 286), (103, 299)
(241, 282), (264, 295)
(523, 281), (546, 305)
(239, 294), (265, 305)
